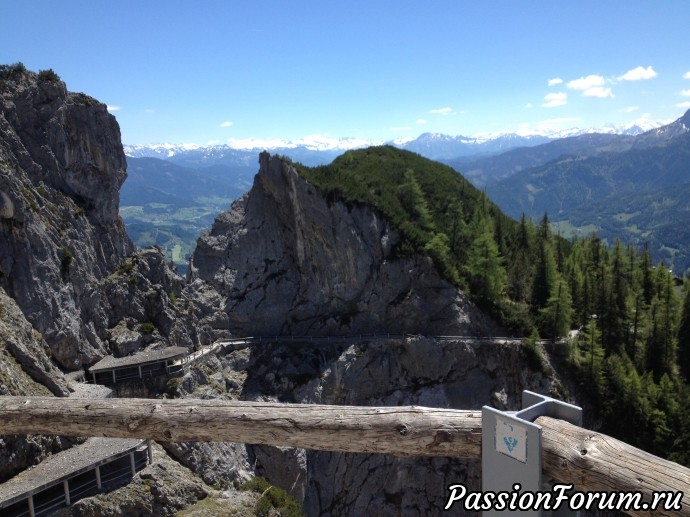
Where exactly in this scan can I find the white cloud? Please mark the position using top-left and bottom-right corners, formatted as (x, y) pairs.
(567, 75), (614, 98)
(144, 108), (155, 113)
(567, 74), (606, 91)
(582, 86), (614, 98)
(525, 102), (534, 108)
(107, 105), (121, 112)
(684, 71), (690, 80)
(548, 78), (563, 86)
(542, 92), (567, 108)
(416, 119), (428, 125)
(220, 121), (234, 128)
(619, 65), (657, 81)
(680, 89), (690, 97)
(429, 107), (454, 115)
(621, 106), (639, 113)
(676, 101), (690, 108)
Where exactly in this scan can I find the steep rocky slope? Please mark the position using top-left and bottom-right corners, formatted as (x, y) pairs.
(0, 67), (133, 368)
(188, 152), (497, 338)
(171, 337), (558, 515)
(0, 67), (196, 369)
(0, 66), (565, 516)
(0, 67), (201, 501)
(0, 287), (75, 482)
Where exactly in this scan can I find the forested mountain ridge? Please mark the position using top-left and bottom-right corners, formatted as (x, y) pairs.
(446, 133), (635, 187)
(487, 130), (690, 219)
(297, 146), (515, 310)
(552, 181), (690, 276)
(454, 110), (689, 188)
(480, 111), (690, 273)
(295, 145), (690, 466)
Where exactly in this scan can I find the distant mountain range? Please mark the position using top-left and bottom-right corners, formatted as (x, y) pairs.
(452, 113), (690, 188)
(124, 118), (662, 166)
(121, 114), (688, 274)
(482, 110), (690, 273)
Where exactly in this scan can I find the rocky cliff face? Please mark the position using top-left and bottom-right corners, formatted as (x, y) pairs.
(0, 67), (210, 510)
(0, 66), (201, 491)
(0, 68), (568, 517)
(189, 152), (497, 337)
(0, 287), (75, 482)
(0, 68), (135, 368)
(0, 68), (193, 369)
(172, 337), (558, 516)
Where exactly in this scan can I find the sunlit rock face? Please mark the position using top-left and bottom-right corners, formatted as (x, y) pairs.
(0, 69), (134, 368)
(189, 152), (497, 338)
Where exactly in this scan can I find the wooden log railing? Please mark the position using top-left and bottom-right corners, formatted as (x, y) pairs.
(0, 397), (687, 516)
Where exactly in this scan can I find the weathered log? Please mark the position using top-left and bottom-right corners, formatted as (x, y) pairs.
(537, 415), (689, 517)
(0, 397), (482, 459)
(0, 397), (687, 516)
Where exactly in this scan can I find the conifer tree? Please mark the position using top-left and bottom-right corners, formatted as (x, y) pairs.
(446, 201), (468, 260)
(398, 168), (433, 231)
(465, 213), (505, 306)
(604, 240), (629, 353)
(678, 280), (690, 382)
(539, 275), (573, 339)
(640, 243), (655, 304)
(531, 240), (557, 312)
(577, 314), (604, 393)
(564, 259), (585, 327)
(646, 268), (678, 379)
(507, 215), (534, 303)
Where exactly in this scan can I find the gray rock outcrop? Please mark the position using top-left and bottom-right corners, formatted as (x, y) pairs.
(0, 287), (74, 483)
(0, 69), (194, 369)
(64, 442), (208, 517)
(0, 287), (69, 396)
(174, 336), (558, 516)
(189, 152), (497, 337)
(0, 68), (134, 368)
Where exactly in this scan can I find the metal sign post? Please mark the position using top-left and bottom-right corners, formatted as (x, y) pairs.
(482, 391), (582, 516)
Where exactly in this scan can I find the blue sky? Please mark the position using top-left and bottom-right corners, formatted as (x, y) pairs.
(3, 1), (690, 146)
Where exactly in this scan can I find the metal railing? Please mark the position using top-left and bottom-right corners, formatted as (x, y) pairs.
(84, 333), (555, 386)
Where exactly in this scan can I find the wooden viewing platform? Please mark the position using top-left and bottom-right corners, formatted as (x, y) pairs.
(0, 437), (150, 517)
(0, 397), (687, 517)
(88, 346), (187, 384)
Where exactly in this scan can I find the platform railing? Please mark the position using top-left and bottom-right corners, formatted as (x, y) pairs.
(0, 395), (687, 516)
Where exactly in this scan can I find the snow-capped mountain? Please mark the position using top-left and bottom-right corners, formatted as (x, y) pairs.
(124, 142), (203, 159)
(124, 119), (669, 166)
(124, 136), (379, 167)
(126, 135), (376, 157)
(227, 135), (378, 152)
(396, 132), (554, 159)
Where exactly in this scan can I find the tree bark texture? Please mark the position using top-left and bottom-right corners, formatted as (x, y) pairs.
(0, 397), (482, 458)
(537, 415), (689, 517)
